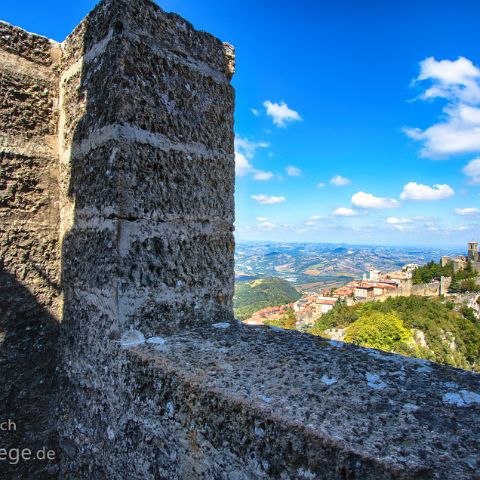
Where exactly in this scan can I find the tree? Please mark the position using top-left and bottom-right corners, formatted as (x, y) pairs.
(344, 311), (412, 351)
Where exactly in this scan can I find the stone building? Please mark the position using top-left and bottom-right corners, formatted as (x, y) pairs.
(442, 241), (480, 273)
(1, 1), (479, 479)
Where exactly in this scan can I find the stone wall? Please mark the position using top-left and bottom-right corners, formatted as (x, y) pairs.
(0, 21), (61, 478)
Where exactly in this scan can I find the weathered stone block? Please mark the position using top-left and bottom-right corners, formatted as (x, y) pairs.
(0, 21), (55, 66)
(0, 151), (58, 218)
(0, 71), (56, 136)
(66, 141), (234, 221)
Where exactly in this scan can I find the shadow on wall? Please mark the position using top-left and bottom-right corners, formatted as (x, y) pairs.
(0, 266), (59, 479)
(57, 0), (235, 477)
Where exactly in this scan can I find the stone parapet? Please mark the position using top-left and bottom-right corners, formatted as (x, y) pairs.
(113, 325), (479, 480)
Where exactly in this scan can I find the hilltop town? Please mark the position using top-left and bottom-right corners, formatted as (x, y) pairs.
(242, 241), (480, 327)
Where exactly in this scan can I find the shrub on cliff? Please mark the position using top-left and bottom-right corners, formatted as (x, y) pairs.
(344, 311), (412, 351)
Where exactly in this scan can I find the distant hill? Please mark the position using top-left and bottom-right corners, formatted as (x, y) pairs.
(233, 277), (302, 320)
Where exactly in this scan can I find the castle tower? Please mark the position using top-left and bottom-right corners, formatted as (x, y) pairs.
(468, 241), (479, 261)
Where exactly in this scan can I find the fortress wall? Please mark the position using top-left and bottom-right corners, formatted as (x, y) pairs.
(2, 2), (480, 479)
(0, 22), (61, 477)
(411, 281), (440, 297)
(57, 0), (236, 475)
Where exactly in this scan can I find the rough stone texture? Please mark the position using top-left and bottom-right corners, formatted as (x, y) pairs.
(2, 1), (480, 479)
(57, 0), (235, 477)
(0, 21), (61, 479)
(122, 325), (480, 480)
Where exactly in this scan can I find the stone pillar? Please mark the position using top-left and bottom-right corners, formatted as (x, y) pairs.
(57, 0), (235, 475)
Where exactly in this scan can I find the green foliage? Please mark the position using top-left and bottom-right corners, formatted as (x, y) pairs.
(344, 311), (412, 351)
(458, 278), (480, 293)
(233, 277), (301, 320)
(412, 260), (452, 285)
(306, 296), (480, 371)
(263, 307), (297, 330)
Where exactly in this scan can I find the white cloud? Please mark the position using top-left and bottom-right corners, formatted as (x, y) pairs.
(251, 108), (259, 116)
(251, 194), (286, 205)
(332, 207), (360, 216)
(417, 57), (480, 103)
(317, 182), (326, 188)
(330, 175), (351, 186)
(235, 136), (269, 160)
(454, 207), (480, 216)
(387, 217), (413, 224)
(400, 182), (454, 201)
(392, 225), (415, 232)
(462, 157), (480, 184)
(234, 135), (269, 177)
(451, 225), (474, 232)
(253, 170), (274, 181)
(404, 57), (480, 158)
(258, 221), (277, 230)
(235, 151), (253, 177)
(286, 165), (302, 176)
(351, 192), (400, 209)
(256, 217), (268, 222)
(263, 100), (301, 127)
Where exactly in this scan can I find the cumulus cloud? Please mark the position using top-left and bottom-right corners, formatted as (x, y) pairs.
(234, 151), (253, 177)
(417, 57), (480, 103)
(332, 207), (360, 216)
(256, 217), (268, 222)
(387, 217), (413, 224)
(330, 175), (351, 186)
(263, 100), (301, 127)
(286, 165), (302, 176)
(253, 170), (274, 181)
(404, 56), (480, 158)
(351, 192), (400, 209)
(454, 207), (480, 216)
(462, 157), (480, 184)
(251, 194), (286, 205)
(234, 135), (269, 177)
(400, 182), (454, 201)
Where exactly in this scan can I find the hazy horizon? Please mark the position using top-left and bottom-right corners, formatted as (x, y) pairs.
(234, 238), (468, 251)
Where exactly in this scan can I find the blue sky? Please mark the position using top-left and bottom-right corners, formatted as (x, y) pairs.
(3, 0), (480, 247)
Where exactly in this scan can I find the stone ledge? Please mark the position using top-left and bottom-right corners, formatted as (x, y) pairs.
(124, 325), (480, 479)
